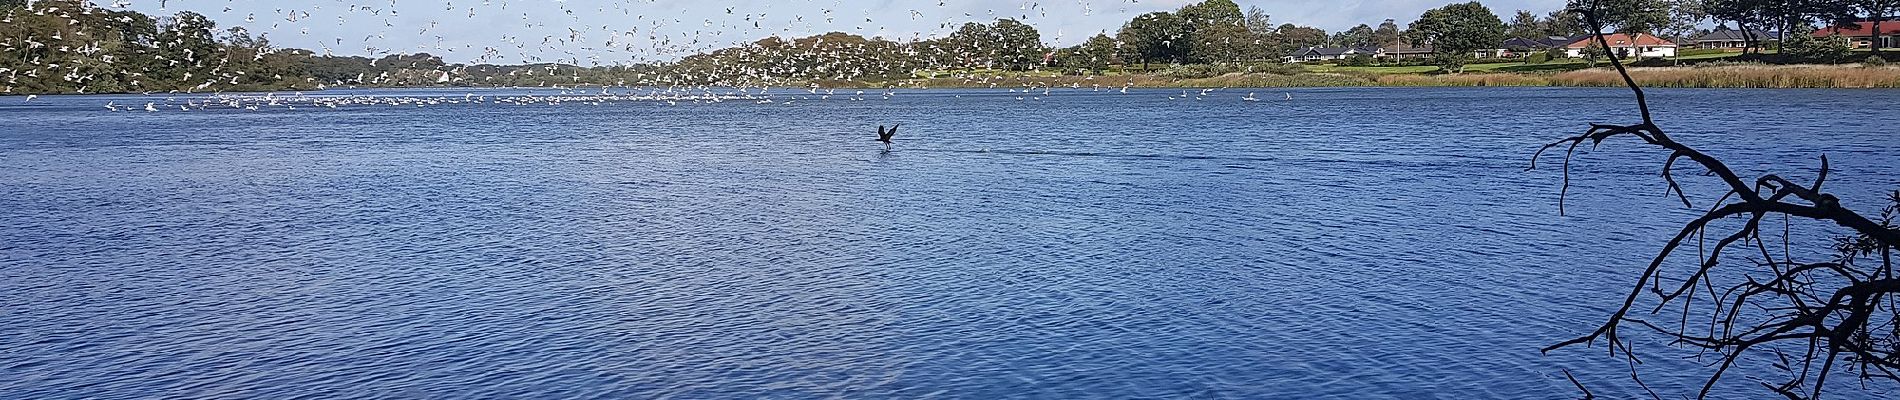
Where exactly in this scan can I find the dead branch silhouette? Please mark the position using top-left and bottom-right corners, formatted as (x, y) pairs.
(1531, 2), (1900, 399)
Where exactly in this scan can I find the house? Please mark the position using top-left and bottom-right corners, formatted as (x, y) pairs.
(1690, 27), (1780, 50)
(1562, 33), (1677, 58)
(1376, 45), (1433, 60)
(1812, 20), (1900, 49)
(1498, 36), (1585, 57)
(1284, 47), (1380, 63)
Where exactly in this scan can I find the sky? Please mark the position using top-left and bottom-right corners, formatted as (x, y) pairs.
(89, 0), (1568, 64)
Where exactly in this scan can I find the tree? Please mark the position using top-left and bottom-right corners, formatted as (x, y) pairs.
(1178, 0), (1244, 64)
(1274, 24), (1330, 53)
(1373, 19), (1404, 47)
(1188, 23), (1259, 64)
(1118, 12), (1187, 68)
(1178, 0), (1245, 29)
(1508, 10), (1545, 38)
(1785, 24), (1854, 63)
(1244, 6), (1274, 36)
(1539, 4), (1900, 399)
(1652, 0), (1710, 64)
(1334, 24), (1376, 48)
(1408, 1), (1508, 72)
(1859, 0), (1894, 54)
(1593, 0), (1674, 34)
(1706, 0), (1772, 53)
(1073, 34), (1120, 73)
(991, 19), (1046, 70)
(1544, 9), (1591, 36)
(946, 22), (998, 68)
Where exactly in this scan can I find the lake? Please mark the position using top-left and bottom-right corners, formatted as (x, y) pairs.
(2, 87), (1896, 399)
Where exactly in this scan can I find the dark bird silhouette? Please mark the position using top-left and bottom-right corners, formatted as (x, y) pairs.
(877, 124), (899, 150)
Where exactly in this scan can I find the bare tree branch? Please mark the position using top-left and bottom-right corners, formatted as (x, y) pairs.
(1534, 2), (1900, 399)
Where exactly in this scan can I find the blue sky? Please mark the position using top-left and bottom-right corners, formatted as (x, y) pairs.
(99, 0), (1566, 64)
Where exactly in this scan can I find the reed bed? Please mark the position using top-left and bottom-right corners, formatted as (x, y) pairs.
(1551, 65), (1900, 88)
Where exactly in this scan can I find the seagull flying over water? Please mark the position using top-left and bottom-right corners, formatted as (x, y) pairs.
(876, 124), (899, 150)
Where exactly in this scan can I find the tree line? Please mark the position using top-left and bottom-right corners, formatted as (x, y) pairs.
(3, 0), (1895, 94)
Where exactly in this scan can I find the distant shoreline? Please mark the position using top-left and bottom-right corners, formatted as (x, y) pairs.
(7, 65), (1899, 96)
(893, 64), (1900, 90)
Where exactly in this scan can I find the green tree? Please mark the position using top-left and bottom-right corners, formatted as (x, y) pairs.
(945, 22), (998, 68)
(1543, 9), (1590, 36)
(1179, 0), (1245, 28)
(991, 19), (1046, 70)
(1507, 10), (1544, 38)
(1784, 24), (1854, 63)
(1373, 19), (1404, 47)
(1408, 1), (1507, 72)
(1243, 6), (1274, 36)
(1577, 0), (1673, 34)
(1118, 12), (1187, 68)
(1274, 24), (1330, 54)
(1074, 33), (1119, 73)
(1334, 24), (1376, 47)
(1177, 0), (1244, 64)
(1189, 23), (1261, 64)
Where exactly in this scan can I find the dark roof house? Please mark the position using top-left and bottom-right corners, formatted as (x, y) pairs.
(1500, 36), (1585, 51)
(1693, 28), (1780, 42)
(1286, 47), (1380, 61)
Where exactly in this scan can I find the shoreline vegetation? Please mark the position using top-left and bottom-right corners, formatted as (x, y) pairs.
(10, 64), (1900, 96)
(8, 0), (1900, 96)
(896, 64), (1900, 89)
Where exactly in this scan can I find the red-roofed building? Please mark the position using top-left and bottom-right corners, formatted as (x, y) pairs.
(1813, 20), (1900, 49)
(1561, 33), (1678, 59)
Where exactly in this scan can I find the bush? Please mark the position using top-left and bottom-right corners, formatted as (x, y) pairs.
(1783, 33), (1854, 64)
(1342, 54), (1375, 67)
(1868, 55), (1890, 67)
(1155, 64), (1240, 79)
(1243, 63), (1307, 75)
(1545, 47), (1570, 62)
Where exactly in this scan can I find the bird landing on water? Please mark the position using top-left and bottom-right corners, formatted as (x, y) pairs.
(876, 124), (899, 151)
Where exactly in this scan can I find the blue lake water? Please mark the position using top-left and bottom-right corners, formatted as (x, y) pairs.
(2, 87), (1897, 399)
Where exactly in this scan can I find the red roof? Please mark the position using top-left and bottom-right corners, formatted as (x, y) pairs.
(1812, 20), (1900, 37)
(1563, 33), (1677, 48)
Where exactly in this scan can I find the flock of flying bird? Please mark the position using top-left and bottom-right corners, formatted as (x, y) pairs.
(6, 1), (1302, 116)
(4, 0), (1161, 92)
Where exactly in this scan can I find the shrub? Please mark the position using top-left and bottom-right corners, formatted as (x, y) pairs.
(1244, 63), (1307, 75)
(1342, 54), (1375, 67)
(1868, 55), (1890, 67)
(1155, 64), (1239, 79)
(1783, 33), (1854, 64)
